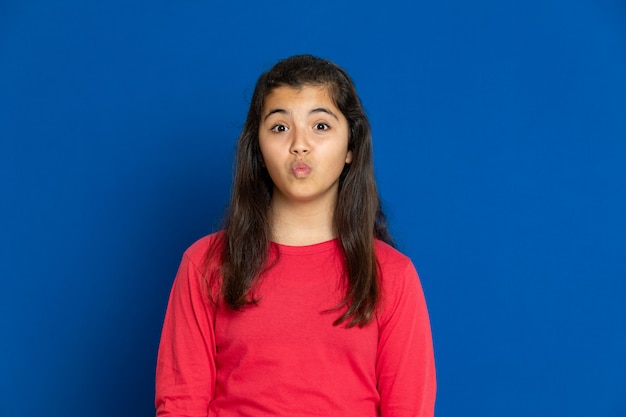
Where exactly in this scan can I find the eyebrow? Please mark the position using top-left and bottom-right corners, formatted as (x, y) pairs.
(263, 107), (340, 121)
(311, 107), (339, 120)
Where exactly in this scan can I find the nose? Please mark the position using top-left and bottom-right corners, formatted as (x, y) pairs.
(289, 126), (310, 155)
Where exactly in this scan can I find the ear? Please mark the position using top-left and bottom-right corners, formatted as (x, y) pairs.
(345, 150), (353, 164)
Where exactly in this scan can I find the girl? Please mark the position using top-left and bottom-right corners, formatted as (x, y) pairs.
(156, 55), (436, 417)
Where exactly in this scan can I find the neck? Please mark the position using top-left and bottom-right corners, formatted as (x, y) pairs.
(269, 195), (337, 246)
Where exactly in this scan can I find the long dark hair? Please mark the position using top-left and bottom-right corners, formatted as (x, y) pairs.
(207, 54), (393, 327)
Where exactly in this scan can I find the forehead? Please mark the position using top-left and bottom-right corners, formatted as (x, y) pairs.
(262, 85), (338, 111)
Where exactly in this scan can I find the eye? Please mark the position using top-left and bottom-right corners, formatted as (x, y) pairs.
(271, 124), (288, 133)
(314, 122), (330, 131)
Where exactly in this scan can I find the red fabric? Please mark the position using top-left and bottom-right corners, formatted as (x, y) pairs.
(156, 234), (436, 417)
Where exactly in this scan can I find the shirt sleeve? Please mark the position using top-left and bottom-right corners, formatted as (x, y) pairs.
(156, 252), (217, 417)
(376, 259), (436, 417)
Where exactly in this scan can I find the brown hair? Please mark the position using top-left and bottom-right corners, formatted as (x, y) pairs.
(207, 54), (393, 327)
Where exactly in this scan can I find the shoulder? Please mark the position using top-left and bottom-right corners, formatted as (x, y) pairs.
(174, 232), (225, 298)
(374, 240), (423, 314)
(182, 231), (225, 268)
(374, 239), (415, 273)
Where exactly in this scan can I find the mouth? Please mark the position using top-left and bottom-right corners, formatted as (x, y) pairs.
(291, 161), (311, 177)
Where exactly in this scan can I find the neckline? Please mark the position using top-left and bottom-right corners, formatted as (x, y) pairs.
(270, 238), (339, 255)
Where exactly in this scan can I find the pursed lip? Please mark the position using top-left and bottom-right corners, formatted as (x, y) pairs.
(291, 161), (311, 177)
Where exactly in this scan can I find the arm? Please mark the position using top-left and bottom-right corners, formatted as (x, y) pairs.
(156, 252), (217, 417)
(376, 260), (436, 417)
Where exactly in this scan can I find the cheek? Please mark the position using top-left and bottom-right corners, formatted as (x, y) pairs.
(258, 140), (271, 165)
(258, 143), (282, 174)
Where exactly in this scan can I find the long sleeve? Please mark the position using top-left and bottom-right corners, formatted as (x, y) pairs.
(376, 259), (436, 417)
(156, 250), (217, 417)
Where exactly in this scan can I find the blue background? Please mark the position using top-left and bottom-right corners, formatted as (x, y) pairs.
(1, 1), (625, 416)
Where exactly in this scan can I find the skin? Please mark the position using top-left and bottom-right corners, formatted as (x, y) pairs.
(258, 85), (353, 246)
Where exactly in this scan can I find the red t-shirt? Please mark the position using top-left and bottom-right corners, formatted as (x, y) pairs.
(156, 234), (436, 416)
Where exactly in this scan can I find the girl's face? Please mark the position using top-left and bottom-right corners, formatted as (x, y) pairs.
(258, 85), (352, 208)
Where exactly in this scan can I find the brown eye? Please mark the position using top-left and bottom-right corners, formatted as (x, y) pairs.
(271, 124), (288, 133)
(314, 123), (330, 131)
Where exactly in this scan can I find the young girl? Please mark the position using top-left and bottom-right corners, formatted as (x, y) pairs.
(155, 55), (436, 417)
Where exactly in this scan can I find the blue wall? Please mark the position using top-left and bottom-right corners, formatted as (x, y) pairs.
(1, 1), (625, 416)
